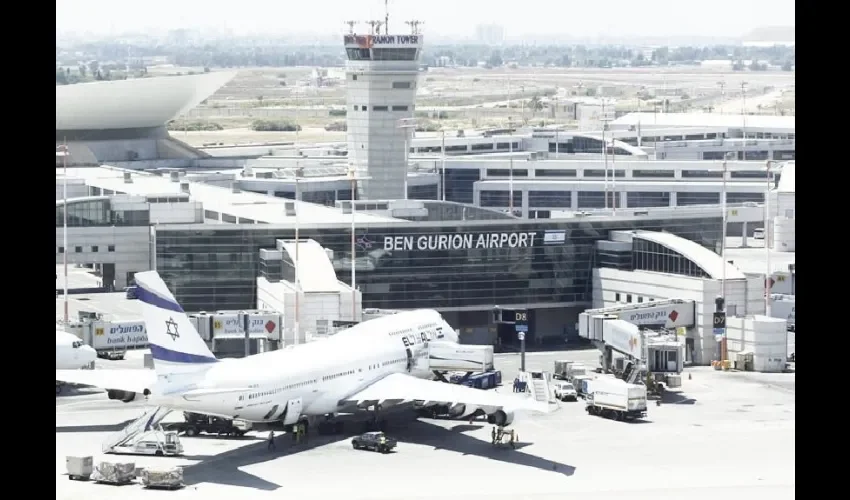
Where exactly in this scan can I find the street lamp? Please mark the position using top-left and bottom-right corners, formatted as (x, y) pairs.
(508, 116), (515, 214)
(347, 163), (358, 322)
(764, 160), (779, 316)
(397, 118), (417, 200)
(57, 143), (70, 325)
(292, 166), (304, 346)
(720, 152), (736, 302)
(440, 128), (447, 201)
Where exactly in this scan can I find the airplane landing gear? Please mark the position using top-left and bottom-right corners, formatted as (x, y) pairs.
(317, 414), (345, 435)
(365, 404), (387, 432)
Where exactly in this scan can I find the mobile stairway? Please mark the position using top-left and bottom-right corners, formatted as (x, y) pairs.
(102, 406), (172, 453)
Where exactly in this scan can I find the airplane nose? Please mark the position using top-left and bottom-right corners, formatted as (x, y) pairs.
(82, 346), (97, 365)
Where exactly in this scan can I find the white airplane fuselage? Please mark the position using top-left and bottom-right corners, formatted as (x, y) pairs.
(56, 331), (97, 370)
(154, 310), (452, 422)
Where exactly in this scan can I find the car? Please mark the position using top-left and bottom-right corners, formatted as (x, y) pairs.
(554, 381), (578, 402)
(351, 431), (397, 453)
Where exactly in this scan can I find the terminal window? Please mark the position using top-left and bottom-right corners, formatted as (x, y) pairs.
(91, 246), (98, 253)
(75, 246), (82, 253)
(392, 81), (412, 89)
(373, 106), (389, 111)
(58, 247), (64, 253)
(108, 245), (115, 252)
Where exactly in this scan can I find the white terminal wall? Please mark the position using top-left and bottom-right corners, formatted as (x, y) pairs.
(725, 316), (787, 373)
(256, 277), (361, 346)
(56, 226), (151, 289)
(593, 268), (765, 365)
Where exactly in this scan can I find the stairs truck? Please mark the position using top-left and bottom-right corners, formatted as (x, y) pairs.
(585, 378), (647, 421)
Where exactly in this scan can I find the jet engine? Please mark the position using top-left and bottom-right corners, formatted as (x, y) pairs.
(487, 409), (514, 427)
(451, 404), (478, 418)
(106, 389), (149, 403)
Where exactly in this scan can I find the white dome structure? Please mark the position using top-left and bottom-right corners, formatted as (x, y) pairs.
(56, 71), (235, 131)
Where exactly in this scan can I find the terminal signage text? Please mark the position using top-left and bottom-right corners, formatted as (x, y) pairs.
(344, 34), (420, 47)
(384, 232), (537, 252)
(93, 321), (148, 349)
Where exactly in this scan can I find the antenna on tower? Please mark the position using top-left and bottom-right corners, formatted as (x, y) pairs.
(366, 20), (383, 35)
(345, 20), (357, 34)
(384, 0), (389, 35)
(405, 20), (423, 35)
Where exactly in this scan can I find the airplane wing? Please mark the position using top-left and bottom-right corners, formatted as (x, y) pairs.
(56, 369), (157, 395)
(341, 373), (549, 413)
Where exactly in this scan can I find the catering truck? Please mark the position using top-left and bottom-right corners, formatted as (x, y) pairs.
(585, 378), (647, 421)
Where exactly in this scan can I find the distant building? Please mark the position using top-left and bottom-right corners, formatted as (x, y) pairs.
(475, 24), (505, 46)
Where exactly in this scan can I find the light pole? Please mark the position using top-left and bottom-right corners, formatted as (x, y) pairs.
(602, 101), (610, 209)
(397, 118), (416, 200)
(741, 81), (748, 136)
(508, 116), (514, 214)
(717, 81), (725, 115)
(764, 160), (777, 316)
(610, 137), (617, 215)
(347, 163), (358, 322)
(293, 166), (303, 346)
(58, 143), (69, 325)
(440, 128), (447, 201)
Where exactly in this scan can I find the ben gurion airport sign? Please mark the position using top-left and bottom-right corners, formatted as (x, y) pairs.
(384, 232), (550, 252)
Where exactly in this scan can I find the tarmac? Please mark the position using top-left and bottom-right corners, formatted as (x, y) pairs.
(56, 349), (795, 500)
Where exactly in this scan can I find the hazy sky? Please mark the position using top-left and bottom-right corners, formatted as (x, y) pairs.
(56, 0), (795, 39)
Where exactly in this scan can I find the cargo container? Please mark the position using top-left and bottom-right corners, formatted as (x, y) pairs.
(585, 378), (647, 421)
(429, 342), (494, 372)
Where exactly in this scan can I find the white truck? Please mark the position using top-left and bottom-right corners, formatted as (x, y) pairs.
(553, 360), (589, 381)
(553, 381), (578, 402)
(428, 342), (494, 372)
(585, 378), (647, 421)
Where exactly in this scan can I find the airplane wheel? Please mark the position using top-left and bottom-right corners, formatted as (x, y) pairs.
(185, 427), (197, 437)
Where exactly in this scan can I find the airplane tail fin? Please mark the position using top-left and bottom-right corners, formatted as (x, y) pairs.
(134, 271), (218, 380)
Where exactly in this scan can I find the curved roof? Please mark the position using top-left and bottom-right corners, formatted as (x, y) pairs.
(56, 195), (110, 207)
(777, 161), (795, 193)
(279, 240), (341, 292)
(56, 71), (235, 131)
(636, 231), (746, 280)
(611, 112), (795, 131)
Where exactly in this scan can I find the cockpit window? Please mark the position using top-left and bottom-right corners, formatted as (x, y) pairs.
(72, 341), (83, 349)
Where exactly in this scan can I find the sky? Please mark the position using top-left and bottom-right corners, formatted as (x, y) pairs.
(55, 0), (795, 40)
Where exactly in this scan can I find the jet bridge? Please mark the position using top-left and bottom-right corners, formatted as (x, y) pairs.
(578, 299), (692, 391)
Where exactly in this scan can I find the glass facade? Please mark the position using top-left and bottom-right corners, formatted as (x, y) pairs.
(631, 238), (711, 278)
(56, 198), (150, 227)
(154, 215), (722, 313)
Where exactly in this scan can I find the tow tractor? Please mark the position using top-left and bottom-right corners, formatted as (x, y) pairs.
(491, 426), (518, 449)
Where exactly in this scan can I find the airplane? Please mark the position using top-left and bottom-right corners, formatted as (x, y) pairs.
(56, 330), (97, 370)
(56, 271), (548, 433)
(56, 330), (97, 394)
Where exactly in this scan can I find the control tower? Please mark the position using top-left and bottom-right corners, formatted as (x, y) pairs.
(344, 21), (423, 200)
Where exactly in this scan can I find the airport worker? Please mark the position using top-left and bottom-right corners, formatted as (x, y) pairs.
(491, 426), (497, 444)
(267, 431), (276, 451)
(513, 377), (519, 392)
(301, 423), (308, 443)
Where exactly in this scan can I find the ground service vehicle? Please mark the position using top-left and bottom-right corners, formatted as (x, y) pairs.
(352, 431), (397, 453)
(111, 431), (183, 456)
(585, 378), (647, 421)
(166, 412), (251, 437)
(553, 381), (578, 402)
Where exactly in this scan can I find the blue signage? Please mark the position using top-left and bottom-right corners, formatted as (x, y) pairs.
(713, 328), (726, 337)
(515, 324), (528, 333)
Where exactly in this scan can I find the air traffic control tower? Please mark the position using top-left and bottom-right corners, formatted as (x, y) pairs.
(344, 22), (423, 200)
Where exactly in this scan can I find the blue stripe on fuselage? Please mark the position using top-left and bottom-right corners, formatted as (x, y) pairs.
(135, 285), (184, 313)
(150, 344), (218, 364)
